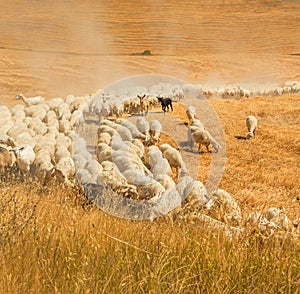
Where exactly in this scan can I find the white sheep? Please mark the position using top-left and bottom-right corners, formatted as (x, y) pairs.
(96, 142), (112, 163)
(115, 118), (147, 141)
(204, 189), (242, 227)
(263, 207), (294, 232)
(160, 143), (188, 179)
(12, 144), (36, 172)
(246, 115), (258, 139)
(155, 174), (176, 190)
(136, 117), (150, 139)
(122, 169), (165, 200)
(149, 120), (162, 145)
(186, 105), (196, 122)
(183, 180), (208, 206)
(189, 128), (221, 153)
(16, 93), (45, 106)
(53, 156), (75, 185)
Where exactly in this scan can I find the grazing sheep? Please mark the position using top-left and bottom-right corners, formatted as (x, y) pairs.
(157, 97), (173, 113)
(183, 180), (209, 206)
(263, 207), (294, 232)
(16, 93), (45, 106)
(186, 105), (196, 121)
(122, 169), (165, 200)
(115, 118), (147, 141)
(160, 143), (188, 179)
(96, 143), (112, 163)
(246, 115), (257, 139)
(136, 117), (150, 140)
(53, 156), (75, 185)
(189, 128), (221, 153)
(204, 189), (242, 227)
(149, 120), (162, 145)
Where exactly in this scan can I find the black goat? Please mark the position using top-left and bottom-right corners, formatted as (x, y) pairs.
(157, 97), (173, 113)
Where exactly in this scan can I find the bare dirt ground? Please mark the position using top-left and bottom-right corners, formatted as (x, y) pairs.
(0, 0), (299, 218)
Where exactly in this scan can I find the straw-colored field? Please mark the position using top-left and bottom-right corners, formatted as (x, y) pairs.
(0, 0), (299, 292)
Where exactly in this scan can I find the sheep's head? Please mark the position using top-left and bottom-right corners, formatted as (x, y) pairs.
(246, 132), (254, 140)
(16, 93), (23, 100)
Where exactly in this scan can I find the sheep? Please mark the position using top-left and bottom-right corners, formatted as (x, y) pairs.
(84, 158), (103, 180)
(46, 97), (64, 111)
(76, 168), (96, 185)
(137, 94), (149, 116)
(159, 143), (188, 179)
(189, 128), (221, 153)
(263, 207), (294, 232)
(122, 169), (165, 200)
(157, 97), (173, 113)
(96, 142), (112, 163)
(55, 145), (71, 163)
(96, 132), (111, 146)
(53, 156), (75, 185)
(136, 117), (150, 139)
(155, 174), (176, 190)
(246, 115), (258, 139)
(183, 180), (209, 206)
(147, 146), (172, 177)
(12, 144), (36, 172)
(73, 153), (87, 171)
(186, 105), (196, 121)
(16, 93), (45, 106)
(149, 120), (162, 145)
(14, 132), (36, 149)
(32, 150), (55, 182)
(111, 103), (124, 118)
(204, 189), (242, 227)
(115, 118), (147, 141)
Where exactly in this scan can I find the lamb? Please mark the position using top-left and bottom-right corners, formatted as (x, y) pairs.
(246, 115), (258, 139)
(149, 120), (162, 145)
(16, 93), (45, 106)
(159, 143), (188, 179)
(157, 97), (173, 113)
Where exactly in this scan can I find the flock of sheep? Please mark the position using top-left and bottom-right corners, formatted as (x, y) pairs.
(0, 80), (299, 238)
(195, 80), (300, 99)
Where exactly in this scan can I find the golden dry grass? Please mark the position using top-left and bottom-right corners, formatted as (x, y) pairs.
(0, 94), (299, 293)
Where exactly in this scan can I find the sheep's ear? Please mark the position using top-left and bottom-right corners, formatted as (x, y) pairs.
(142, 94), (146, 98)
(137, 95), (141, 99)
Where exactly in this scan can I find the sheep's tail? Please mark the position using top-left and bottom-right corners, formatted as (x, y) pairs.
(207, 131), (221, 153)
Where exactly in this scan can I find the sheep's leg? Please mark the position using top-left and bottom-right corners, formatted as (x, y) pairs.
(170, 103), (173, 111)
(253, 129), (256, 138)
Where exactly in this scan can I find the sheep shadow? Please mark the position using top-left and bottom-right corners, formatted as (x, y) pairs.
(235, 135), (247, 140)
